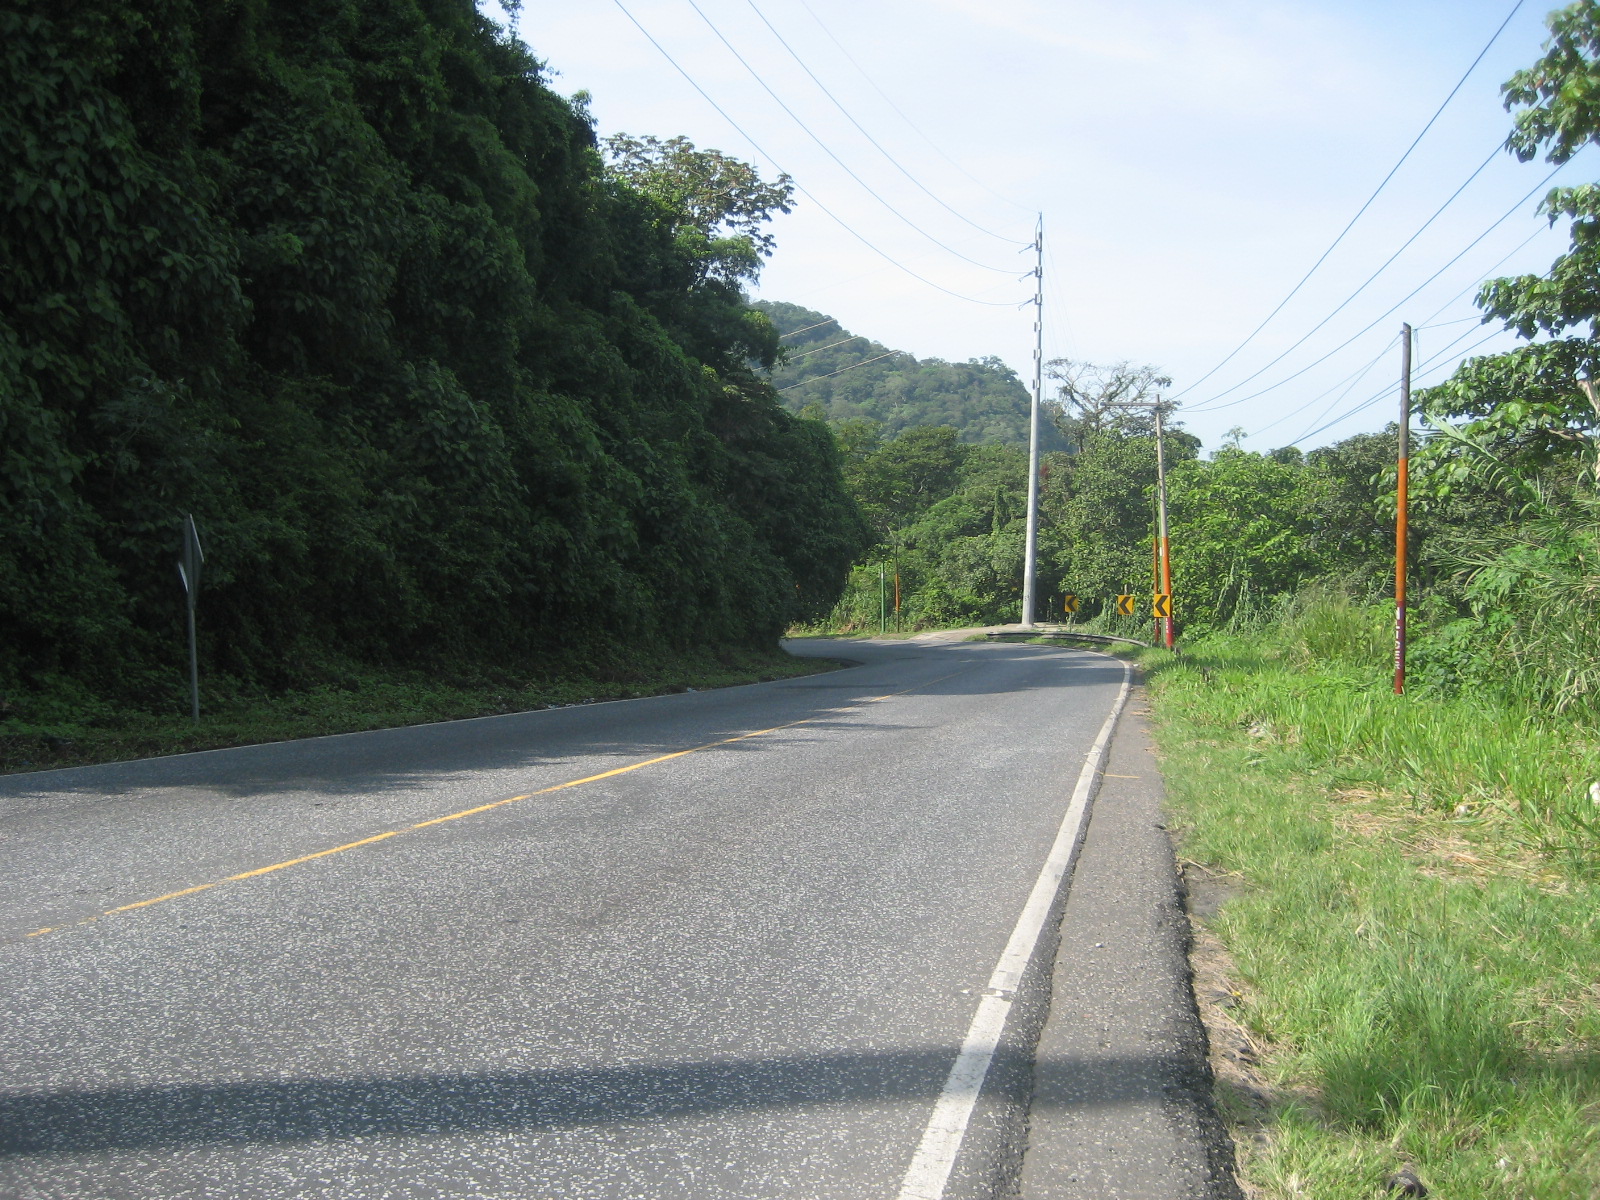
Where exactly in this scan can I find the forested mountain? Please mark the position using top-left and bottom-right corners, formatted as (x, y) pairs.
(757, 301), (1069, 450)
(1, 1), (866, 706)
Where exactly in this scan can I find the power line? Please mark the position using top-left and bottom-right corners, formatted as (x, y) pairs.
(1186, 161), (1565, 414)
(788, 334), (867, 357)
(778, 317), (840, 339)
(792, 0), (1035, 215)
(1249, 334), (1399, 441)
(1185, 143), (1503, 411)
(1291, 322), (1505, 443)
(743, 0), (1025, 245)
(681, 0), (1015, 273)
(610, 0), (1023, 308)
(1246, 225), (1549, 440)
(778, 349), (901, 390)
(1411, 224), (1547, 327)
(1171, 0), (1528, 400)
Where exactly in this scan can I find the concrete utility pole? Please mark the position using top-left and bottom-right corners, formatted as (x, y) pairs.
(1020, 214), (1044, 629)
(1394, 323), (1412, 695)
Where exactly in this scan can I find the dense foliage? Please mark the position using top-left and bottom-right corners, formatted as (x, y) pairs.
(1, 0), (866, 711)
(759, 300), (1069, 449)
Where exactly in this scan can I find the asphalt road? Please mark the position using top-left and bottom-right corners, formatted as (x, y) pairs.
(1, 637), (1143, 1199)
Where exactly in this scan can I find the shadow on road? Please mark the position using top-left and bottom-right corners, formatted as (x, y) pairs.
(0, 1048), (1185, 1154)
(0, 644), (1126, 810)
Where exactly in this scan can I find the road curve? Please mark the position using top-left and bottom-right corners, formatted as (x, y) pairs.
(1, 638), (1128, 1199)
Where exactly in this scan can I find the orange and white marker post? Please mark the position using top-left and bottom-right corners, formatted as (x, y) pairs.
(1394, 323), (1412, 695)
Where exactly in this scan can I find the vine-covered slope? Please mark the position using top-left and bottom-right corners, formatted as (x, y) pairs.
(1, 1), (866, 703)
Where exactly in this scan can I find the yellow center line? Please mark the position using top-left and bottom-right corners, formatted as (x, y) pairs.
(21, 669), (966, 941)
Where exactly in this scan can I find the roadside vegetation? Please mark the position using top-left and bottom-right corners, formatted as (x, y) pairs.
(1130, 599), (1600, 1198)
(2, 1), (868, 759)
(1121, 10), (1600, 1186)
(0, 645), (839, 776)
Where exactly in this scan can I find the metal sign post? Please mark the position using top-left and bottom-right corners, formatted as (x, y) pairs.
(177, 514), (203, 721)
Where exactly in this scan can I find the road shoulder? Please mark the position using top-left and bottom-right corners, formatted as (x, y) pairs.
(1019, 682), (1242, 1200)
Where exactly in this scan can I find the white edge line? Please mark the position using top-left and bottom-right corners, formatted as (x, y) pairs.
(895, 657), (1133, 1200)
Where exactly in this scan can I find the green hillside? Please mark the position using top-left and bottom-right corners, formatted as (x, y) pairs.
(756, 301), (1068, 450)
(1, 1), (865, 712)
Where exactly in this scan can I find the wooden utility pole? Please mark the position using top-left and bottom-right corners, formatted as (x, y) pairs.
(1104, 396), (1177, 649)
(1020, 214), (1044, 629)
(1152, 498), (1161, 646)
(1153, 403), (1174, 650)
(1394, 323), (1412, 694)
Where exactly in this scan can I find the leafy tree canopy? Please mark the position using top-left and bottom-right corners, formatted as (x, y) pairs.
(1421, 1), (1600, 487)
(1045, 358), (1171, 448)
(602, 133), (793, 287)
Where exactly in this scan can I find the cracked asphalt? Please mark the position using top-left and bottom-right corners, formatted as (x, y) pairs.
(0, 637), (1194, 1199)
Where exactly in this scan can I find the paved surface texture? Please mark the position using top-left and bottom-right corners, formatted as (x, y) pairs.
(1019, 692), (1241, 1200)
(0, 638), (1232, 1199)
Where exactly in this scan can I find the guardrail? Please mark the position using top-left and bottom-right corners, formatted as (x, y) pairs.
(985, 630), (1151, 648)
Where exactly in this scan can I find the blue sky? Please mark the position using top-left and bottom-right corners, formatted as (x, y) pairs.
(518, 0), (1586, 451)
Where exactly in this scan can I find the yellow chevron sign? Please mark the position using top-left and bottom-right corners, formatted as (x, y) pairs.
(1062, 594), (1078, 614)
(1114, 594), (1136, 617)
(1153, 593), (1172, 618)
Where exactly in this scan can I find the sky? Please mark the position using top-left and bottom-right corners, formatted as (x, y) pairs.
(515, 0), (1587, 452)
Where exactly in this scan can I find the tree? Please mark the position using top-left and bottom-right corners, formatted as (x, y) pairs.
(1167, 448), (1316, 625)
(1044, 359), (1171, 449)
(849, 425), (966, 537)
(1044, 426), (1199, 612)
(1419, 2), (1600, 484)
(603, 134), (793, 286)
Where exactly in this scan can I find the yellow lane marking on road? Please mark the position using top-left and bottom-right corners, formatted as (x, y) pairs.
(21, 670), (966, 941)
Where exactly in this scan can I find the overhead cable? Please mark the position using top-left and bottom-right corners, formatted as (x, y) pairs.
(1185, 161), (1564, 413)
(1411, 224), (1546, 327)
(793, 0), (1035, 215)
(1249, 335), (1399, 441)
(1291, 323), (1506, 443)
(778, 350), (901, 390)
(743, 0), (1025, 244)
(1247, 224), (1548, 440)
(610, 0), (1022, 308)
(1185, 143), (1503, 411)
(789, 334), (867, 357)
(682, 0), (1015, 273)
(779, 317), (839, 339)
(1171, 0), (1528, 400)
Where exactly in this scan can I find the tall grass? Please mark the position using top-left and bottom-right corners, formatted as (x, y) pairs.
(1135, 594), (1600, 1197)
(1220, 589), (1600, 866)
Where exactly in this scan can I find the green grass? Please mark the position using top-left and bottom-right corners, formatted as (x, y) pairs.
(0, 644), (845, 775)
(1130, 625), (1600, 1198)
